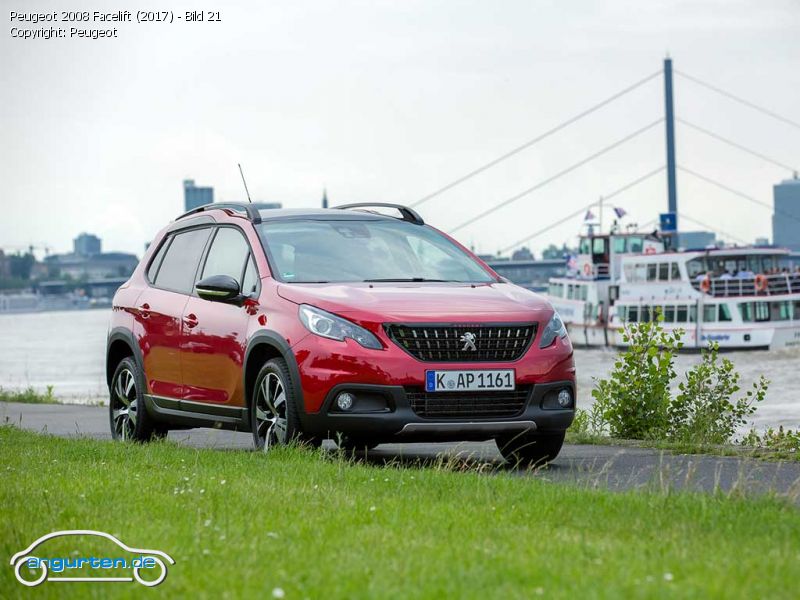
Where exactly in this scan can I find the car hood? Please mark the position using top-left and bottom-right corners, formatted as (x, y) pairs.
(276, 282), (553, 322)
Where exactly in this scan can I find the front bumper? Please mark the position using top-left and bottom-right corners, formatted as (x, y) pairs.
(300, 380), (576, 442)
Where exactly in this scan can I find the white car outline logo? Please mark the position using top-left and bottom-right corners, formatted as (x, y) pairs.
(10, 530), (175, 588)
(460, 332), (477, 351)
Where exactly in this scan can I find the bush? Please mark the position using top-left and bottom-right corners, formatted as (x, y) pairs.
(588, 317), (769, 446)
(590, 314), (682, 439)
(669, 343), (768, 445)
(741, 426), (800, 454)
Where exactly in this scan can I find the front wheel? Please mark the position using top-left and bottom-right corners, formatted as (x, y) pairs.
(109, 357), (159, 442)
(251, 358), (319, 451)
(496, 431), (565, 467)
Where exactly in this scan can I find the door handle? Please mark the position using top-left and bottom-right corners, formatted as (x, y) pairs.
(139, 303), (151, 319)
(183, 313), (199, 329)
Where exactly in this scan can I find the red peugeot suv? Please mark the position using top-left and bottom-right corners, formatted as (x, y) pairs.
(106, 202), (575, 464)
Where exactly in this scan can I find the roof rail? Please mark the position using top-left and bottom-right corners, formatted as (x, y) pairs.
(333, 203), (424, 225)
(176, 202), (262, 224)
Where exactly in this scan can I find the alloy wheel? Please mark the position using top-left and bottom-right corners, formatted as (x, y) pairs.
(111, 367), (138, 440)
(255, 372), (288, 450)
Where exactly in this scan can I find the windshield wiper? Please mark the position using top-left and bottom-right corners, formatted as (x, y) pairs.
(363, 278), (454, 283)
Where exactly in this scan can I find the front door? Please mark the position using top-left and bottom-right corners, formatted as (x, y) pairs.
(181, 226), (259, 408)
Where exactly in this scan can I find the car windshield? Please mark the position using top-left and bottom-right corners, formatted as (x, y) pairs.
(257, 219), (496, 284)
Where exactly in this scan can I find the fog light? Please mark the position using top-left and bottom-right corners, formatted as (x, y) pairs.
(557, 389), (572, 408)
(336, 392), (355, 411)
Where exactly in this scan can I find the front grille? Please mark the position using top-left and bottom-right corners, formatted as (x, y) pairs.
(384, 323), (536, 362)
(406, 387), (531, 419)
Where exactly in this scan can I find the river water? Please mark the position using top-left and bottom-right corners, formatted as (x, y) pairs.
(1, 309), (798, 431)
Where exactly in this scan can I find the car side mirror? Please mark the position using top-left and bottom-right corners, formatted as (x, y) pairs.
(196, 275), (242, 303)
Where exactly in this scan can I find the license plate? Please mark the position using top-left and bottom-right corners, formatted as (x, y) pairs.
(425, 370), (515, 392)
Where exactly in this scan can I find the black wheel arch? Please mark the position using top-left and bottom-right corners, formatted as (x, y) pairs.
(243, 330), (306, 424)
(106, 328), (144, 389)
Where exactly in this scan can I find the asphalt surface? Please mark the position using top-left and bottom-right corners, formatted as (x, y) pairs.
(3, 401), (800, 502)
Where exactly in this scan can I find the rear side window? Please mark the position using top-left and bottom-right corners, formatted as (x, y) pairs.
(201, 227), (250, 282)
(147, 238), (171, 282)
(153, 228), (212, 294)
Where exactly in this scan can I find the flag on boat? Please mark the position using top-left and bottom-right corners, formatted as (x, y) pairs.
(584, 210), (596, 221)
(565, 254), (577, 271)
(613, 207), (627, 218)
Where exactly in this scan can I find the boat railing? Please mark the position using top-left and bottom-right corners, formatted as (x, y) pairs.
(690, 273), (800, 297)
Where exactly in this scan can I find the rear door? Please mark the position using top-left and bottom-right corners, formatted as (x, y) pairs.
(180, 226), (259, 408)
(134, 226), (213, 399)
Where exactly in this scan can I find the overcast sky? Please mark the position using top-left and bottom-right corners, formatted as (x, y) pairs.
(1, 0), (798, 258)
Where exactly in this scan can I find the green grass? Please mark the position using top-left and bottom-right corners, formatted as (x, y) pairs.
(0, 386), (58, 404)
(2, 426), (800, 599)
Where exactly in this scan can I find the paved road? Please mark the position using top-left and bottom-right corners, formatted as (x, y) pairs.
(3, 401), (800, 502)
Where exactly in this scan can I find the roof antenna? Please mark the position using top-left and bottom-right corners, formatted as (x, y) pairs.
(238, 163), (253, 203)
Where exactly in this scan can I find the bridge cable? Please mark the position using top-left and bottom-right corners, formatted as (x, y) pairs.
(498, 165), (665, 253)
(450, 118), (664, 234)
(678, 212), (749, 245)
(675, 70), (800, 131)
(410, 70), (662, 208)
(678, 166), (800, 226)
(677, 118), (798, 173)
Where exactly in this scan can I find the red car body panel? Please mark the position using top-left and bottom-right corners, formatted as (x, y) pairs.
(109, 207), (576, 439)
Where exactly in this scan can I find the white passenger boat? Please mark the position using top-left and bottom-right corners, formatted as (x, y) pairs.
(545, 232), (800, 350)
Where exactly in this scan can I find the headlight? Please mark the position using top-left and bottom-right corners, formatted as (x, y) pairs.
(539, 311), (567, 348)
(298, 305), (382, 350)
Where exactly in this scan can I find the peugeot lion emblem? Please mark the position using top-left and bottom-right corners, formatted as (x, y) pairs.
(460, 332), (477, 351)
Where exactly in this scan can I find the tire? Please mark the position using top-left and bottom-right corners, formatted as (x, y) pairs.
(109, 357), (159, 442)
(251, 358), (320, 451)
(337, 435), (379, 453)
(496, 431), (565, 467)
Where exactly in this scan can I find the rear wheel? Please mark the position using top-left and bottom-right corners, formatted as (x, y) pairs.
(109, 357), (159, 442)
(496, 431), (565, 467)
(251, 358), (319, 451)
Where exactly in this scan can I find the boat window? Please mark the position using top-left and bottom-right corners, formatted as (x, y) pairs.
(760, 256), (775, 273)
(703, 305), (717, 323)
(579, 238), (591, 254)
(658, 263), (670, 281)
(628, 306), (638, 323)
(773, 301), (792, 321)
(689, 305), (697, 323)
(719, 304), (732, 322)
(794, 300), (800, 320)
(664, 305), (676, 322)
(613, 237), (627, 253)
(581, 286), (588, 301)
(617, 305), (627, 321)
(635, 263), (647, 282)
(747, 256), (760, 273)
(671, 263), (681, 280)
(676, 306), (688, 323)
(739, 303), (753, 322)
(754, 301), (770, 322)
(628, 237), (643, 253)
(647, 264), (657, 281)
(592, 238), (606, 254)
(641, 305), (651, 323)
(687, 258), (704, 279)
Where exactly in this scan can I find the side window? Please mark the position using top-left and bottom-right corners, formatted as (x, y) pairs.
(241, 254), (259, 295)
(628, 306), (638, 323)
(719, 304), (732, 322)
(664, 305), (675, 322)
(647, 264), (657, 281)
(658, 263), (669, 281)
(703, 305), (717, 322)
(201, 228), (250, 283)
(676, 306), (688, 323)
(147, 237), (171, 283)
(671, 263), (680, 280)
(154, 228), (212, 294)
